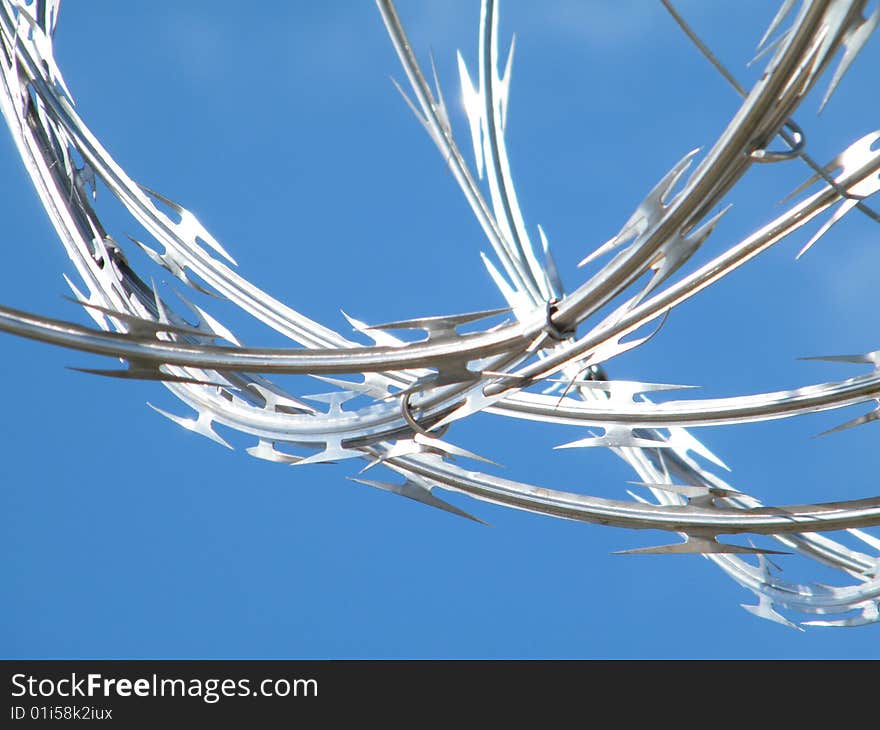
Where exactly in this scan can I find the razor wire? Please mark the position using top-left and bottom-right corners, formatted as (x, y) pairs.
(1, 0), (879, 628)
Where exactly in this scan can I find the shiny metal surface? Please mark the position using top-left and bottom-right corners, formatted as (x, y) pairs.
(1, 0), (878, 627)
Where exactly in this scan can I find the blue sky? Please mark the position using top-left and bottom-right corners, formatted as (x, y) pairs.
(1, 1), (879, 658)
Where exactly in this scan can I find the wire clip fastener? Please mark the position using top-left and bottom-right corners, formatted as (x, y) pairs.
(543, 298), (577, 342)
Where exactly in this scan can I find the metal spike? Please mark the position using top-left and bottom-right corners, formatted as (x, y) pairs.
(127, 234), (218, 298)
(752, 543), (784, 575)
(362, 439), (423, 468)
(431, 362), (482, 386)
(757, 0), (796, 51)
(578, 219), (643, 269)
(148, 279), (173, 327)
(553, 379), (699, 401)
(128, 234), (168, 269)
(456, 50), (484, 178)
(148, 403), (233, 449)
(644, 205), (730, 291)
(301, 390), (361, 413)
(295, 441), (362, 465)
(749, 26), (791, 67)
(348, 476), (487, 524)
(666, 426), (731, 471)
(431, 388), (509, 432)
(390, 76), (433, 142)
(626, 489), (652, 505)
(819, 5), (880, 113)
(311, 374), (391, 400)
(579, 149), (700, 267)
(69, 363), (225, 388)
(779, 18), (835, 103)
(366, 306), (510, 340)
(139, 185), (238, 266)
(341, 310), (404, 347)
(479, 252), (531, 321)
(412, 432), (501, 467)
(63, 296), (207, 339)
(498, 33), (516, 131)
(799, 351), (880, 367)
(782, 163), (834, 203)
(556, 427), (669, 450)
(628, 481), (741, 499)
(796, 198), (859, 259)
(811, 582), (844, 594)
(11, 4), (71, 99)
(61, 274), (108, 330)
(837, 130), (880, 182)
(816, 401), (880, 437)
(173, 289), (242, 345)
(246, 439), (302, 464)
(741, 594), (803, 630)
(360, 434), (499, 470)
(427, 49), (451, 137)
(245, 382), (316, 415)
(538, 225), (564, 297)
(847, 527), (880, 552)
(785, 130), (880, 206)
(73, 162), (95, 200)
(616, 535), (789, 555)
(480, 369), (534, 388)
(481, 251), (515, 303)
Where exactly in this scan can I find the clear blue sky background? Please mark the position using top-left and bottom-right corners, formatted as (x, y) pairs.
(1, 1), (879, 658)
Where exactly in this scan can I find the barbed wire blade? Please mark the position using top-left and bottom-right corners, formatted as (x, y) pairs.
(555, 427), (669, 450)
(69, 364), (225, 388)
(365, 307), (510, 341)
(147, 403), (233, 449)
(816, 400), (880, 437)
(578, 148), (701, 268)
(63, 297), (209, 340)
(741, 595), (803, 631)
(246, 439), (303, 464)
(799, 351), (880, 366)
(348, 476), (487, 524)
(757, 0), (796, 51)
(796, 198), (859, 259)
(819, 3), (880, 113)
(615, 535), (789, 555)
